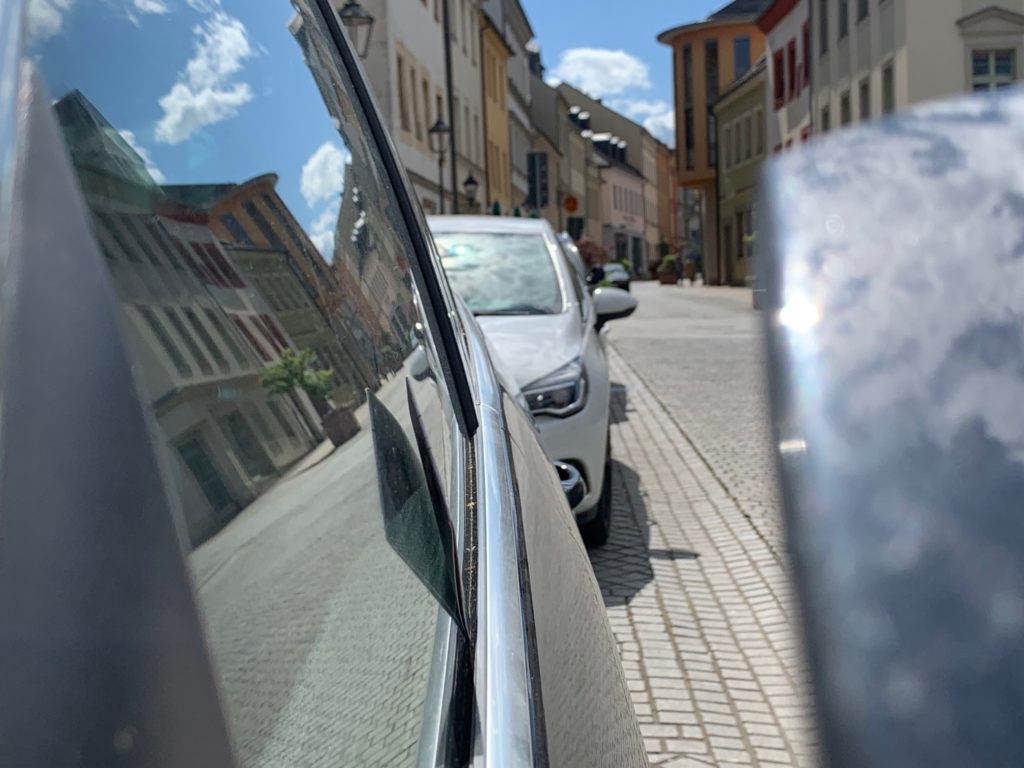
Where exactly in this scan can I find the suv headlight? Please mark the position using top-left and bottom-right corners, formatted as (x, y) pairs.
(522, 358), (588, 417)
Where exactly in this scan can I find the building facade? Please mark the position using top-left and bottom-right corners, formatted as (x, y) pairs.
(658, 0), (769, 284)
(504, 0), (535, 213)
(600, 163), (647, 274)
(655, 142), (679, 253)
(450, 0), (488, 213)
(557, 82), (660, 273)
(813, 0), (1024, 136)
(759, 0), (811, 150)
(714, 58), (767, 286)
(480, 7), (513, 211)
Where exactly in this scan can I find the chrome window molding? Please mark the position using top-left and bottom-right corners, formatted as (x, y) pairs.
(463, 302), (543, 767)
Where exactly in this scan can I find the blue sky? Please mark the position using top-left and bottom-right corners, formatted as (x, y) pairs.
(29, 0), (351, 256)
(521, 0), (725, 145)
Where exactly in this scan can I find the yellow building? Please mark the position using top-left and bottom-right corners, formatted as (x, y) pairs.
(480, 14), (512, 212)
(714, 58), (766, 286)
(658, 0), (768, 283)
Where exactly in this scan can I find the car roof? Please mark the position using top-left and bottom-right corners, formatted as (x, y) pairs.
(427, 215), (557, 236)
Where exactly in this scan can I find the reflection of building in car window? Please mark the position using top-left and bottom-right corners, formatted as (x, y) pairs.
(54, 90), (327, 546)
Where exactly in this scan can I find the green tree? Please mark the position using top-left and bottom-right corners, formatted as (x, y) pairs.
(261, 349), (334, 419)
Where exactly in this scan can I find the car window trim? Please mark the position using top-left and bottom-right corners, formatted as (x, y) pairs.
(314, 0), (477, 438)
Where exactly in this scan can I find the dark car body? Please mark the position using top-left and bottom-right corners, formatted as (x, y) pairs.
(0, 2), (646, 765)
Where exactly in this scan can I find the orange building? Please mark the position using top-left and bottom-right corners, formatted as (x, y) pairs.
(658, 0), (769, 284)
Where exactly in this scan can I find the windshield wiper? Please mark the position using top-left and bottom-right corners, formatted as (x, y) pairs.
(472, 304), (551, 316)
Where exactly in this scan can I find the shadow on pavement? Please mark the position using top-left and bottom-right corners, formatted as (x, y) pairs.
(587, 457), (701, 608)
(588, 459), (654, 607)
(609, 382), (629, 424)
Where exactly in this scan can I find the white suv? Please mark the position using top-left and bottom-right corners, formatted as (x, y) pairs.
(430, 216), (637, 545)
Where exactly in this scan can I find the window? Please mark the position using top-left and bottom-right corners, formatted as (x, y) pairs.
(422, 77), (431, 137)
(183, 308), (230, 373)
(723, 125), (731, 169)
(744, 114), (752, 160)
(398, 55), (410, 132)
(436, 93), (444, 124)
(411, 65), (422, 139)
(434, 0), (439, 22)
(164, 307), (214, 375)
(434, 232), (564, 314)
(464, 104), (470, 157)
(682, 43), (693, 106)
(734, 35), (751, 76)
(859, 76), (870, 120)
(220, 213), (254, 247)
(46, 6), (471, 762)
(243, 200), (284, 250)
(972, 49), (1017, 91)
(147, 219), (185, 270)
(857, 0), (868, 22)
(98, 212), (142, 262)
(773, 50), (785, 108)
(787, 40), (797, 99)
(840, 90), (852, 125)
(821, 104), (831, 132)
(839, 0), (849, 39)
(203, 308), (250, 366)
(756, 109), (764, 153)
(803, 22), (811, 83)
(266, 399), (298, 440)
(684, 107), (695, 169)
(138, 306), (191, 376)
(882, 61), (895, 113)
(705, 39), (719, 104)
(819, 0), (829, 55)
(231, 315), (272, 362)
(736, 211), (744, 260)
(473, 113), (481, 162)
(733, 122), (740, 166)
(461, 0), (468, 53)
(707, 113), (717, 167)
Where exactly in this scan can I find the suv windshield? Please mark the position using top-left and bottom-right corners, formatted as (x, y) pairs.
(434, 232), (564, 315)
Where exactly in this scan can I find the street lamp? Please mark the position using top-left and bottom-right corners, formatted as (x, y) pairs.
(462, 174), (479, 208)
(428, 118), (450, 214)
(337, 0), (375, 58)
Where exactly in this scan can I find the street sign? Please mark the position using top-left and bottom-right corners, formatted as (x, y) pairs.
(563, 195), (578, 213)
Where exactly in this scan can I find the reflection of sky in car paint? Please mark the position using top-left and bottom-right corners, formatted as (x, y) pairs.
(435, 233), (564, 315)
(30, 1), (343, 253)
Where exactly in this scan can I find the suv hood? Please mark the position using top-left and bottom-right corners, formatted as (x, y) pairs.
(474, 312), (582, 389)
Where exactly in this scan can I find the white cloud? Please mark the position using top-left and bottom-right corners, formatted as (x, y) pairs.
(548, 48), (651, 98)
(26, 0), (74, 42)
(309, 201), (340, 259)
(133, 0), (169, 13)
(154, 11), (255, 144)
(643, 110), (675, 146)
(609, 98), (677, 146)
(118, 129), (167, 183)
(301, 141), (349, 208)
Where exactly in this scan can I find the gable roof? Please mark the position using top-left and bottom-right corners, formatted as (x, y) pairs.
(711, 0), (773, 19)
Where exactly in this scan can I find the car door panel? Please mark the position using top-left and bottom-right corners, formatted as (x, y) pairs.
(502, 396), (648, 768)
(11, 2), (472, 765)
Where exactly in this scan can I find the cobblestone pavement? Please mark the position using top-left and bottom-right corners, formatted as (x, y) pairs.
(590, 283), (817, 767)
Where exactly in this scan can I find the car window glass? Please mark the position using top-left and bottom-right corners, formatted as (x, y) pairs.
(30, 2), (465, 765)
(434, 232), (564, 315)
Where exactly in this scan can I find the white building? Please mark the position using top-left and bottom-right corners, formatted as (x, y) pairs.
(759, 0), (811, 151)
(335, 0), (486, 214)
(812, 0), (1024, 134)
(504, 0), (535, 212)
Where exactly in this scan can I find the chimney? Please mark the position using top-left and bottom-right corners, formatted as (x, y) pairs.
(579, 110), (591, 130)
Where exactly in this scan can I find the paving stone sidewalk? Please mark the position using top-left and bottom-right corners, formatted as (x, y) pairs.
(589, 345), (817, 767)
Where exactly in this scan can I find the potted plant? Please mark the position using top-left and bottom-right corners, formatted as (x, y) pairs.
(656, 254), (679, 285)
